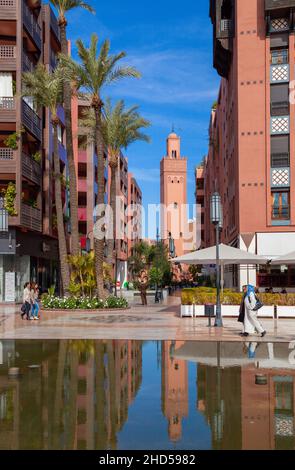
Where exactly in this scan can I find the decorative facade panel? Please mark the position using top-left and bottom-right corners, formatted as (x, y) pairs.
(271, 116), (289, 134)
(270, 18), (289, 32)
(270, 64), (289, 83)
(271, 167), (290, 187)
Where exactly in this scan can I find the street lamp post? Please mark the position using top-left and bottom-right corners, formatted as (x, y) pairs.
(210, 192), (223, 327)
(0, 197), (8, 233)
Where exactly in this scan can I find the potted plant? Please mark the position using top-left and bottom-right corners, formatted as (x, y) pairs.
(1, 182), (17, 216)
(4, 128), (24, 150)
(32, 151), (41, 163)
(181, 290), (195, 318)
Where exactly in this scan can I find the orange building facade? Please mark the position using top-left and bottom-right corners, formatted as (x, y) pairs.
(201, 0), (295, 290)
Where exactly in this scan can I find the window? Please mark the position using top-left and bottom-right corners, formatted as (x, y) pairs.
(57, 124), (63, 143)
(271, 49), (288, 65)
(272, 191), (290, 220)
(171, 150), (177, 159)
(270, 84), (289, 115)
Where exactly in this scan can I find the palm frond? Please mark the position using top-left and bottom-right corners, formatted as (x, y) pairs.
(50, 0), (95, 17)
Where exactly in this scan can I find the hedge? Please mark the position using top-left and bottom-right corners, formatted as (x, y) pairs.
(41, 295), (129, 310)
(181, 288), (295, 306)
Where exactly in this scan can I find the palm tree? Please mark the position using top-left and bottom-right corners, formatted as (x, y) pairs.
(50, 1), (95, 257)
(102, 99), (150, 292)
(59, 34), (140, 299)
(22, 64), (70, 293)
(79, 99), (150, 293)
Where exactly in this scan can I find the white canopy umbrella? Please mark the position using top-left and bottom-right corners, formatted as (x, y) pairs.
(271, 251), (295, 265)
(172, 243), (269, 266)
(172, 341), (295, 369)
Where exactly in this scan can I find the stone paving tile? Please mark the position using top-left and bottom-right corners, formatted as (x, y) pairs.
(0, 300), (294, 341)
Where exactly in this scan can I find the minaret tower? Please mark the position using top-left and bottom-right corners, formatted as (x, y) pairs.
(160, 131), (187, 257)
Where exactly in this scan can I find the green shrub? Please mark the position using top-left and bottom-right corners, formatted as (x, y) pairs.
(181, 288), (295, 306)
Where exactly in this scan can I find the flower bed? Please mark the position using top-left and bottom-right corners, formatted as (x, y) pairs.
(41, 295), (129, 310)
(181, 288), (295, 306)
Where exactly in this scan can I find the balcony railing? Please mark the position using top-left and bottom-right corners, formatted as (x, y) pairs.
(21, 203), (42, 232)
(22, 51), (35, 72)
(0, 0), (16, 20)
(0, 45), (16, 59)
(22, 100), (42, 141)
(0, 148), (15, 160)
(23, 0), (42, 51)
(0, 97), (15, 110)
(270, 64), (289, 83)
(272, 205), (290, 220)
(22, 152), (41, 185)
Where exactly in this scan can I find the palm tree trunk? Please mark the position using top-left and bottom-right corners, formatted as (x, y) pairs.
(53, 120), (70, 294)
(59, 20), (80, 256)
(109, 157), (118, 294)
(93, 105), (106, 299)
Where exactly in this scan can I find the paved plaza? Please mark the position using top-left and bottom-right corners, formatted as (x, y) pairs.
(0, 297), (294, 342)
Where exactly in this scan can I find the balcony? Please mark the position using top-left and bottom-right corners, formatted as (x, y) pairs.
(0, 0), (16, 20)
(0, 97), (16, 123)
(265, 1), (295, 11)
(0, 45), (16, 71)
(22, 152), (41, 185)
(21, 203), (42, 232)
(271, 101), (289, 116)
(23, 0), (42, 51)
(270, 64), (289, 83)
(22, 100), (42, 141)
(50, 7), (60, 42)
(271, 152), (290, 167)
(272, 205), (290, 220)
(270, 115), (289, 134)
(0, 147), (16, 173)
(271, 167), (290, 188)
(22, 51), (35, 72)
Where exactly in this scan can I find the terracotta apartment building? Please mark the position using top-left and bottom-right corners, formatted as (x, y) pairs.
(72, 95), (143, 287)
(198, 0), (295, 289)
(0, 0), (66, 301)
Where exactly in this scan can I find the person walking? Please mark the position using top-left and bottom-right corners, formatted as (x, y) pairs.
(239, 285), (266, 337)
(138, 270), (148, 306)
(22, 282), (31, 320)
(30, 282), (40, 320)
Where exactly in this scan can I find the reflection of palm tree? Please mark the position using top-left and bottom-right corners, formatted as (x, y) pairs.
(53, 340), (67, 448)
(95, 341), (108, 449)
(68, 340), (95, 357)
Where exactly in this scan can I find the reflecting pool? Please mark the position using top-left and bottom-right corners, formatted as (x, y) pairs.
(0, 340), (294, 450)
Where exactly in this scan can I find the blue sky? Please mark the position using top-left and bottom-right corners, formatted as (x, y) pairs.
(58, 0), (220, 210)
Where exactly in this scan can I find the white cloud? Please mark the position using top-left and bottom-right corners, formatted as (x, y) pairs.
(108, 48), (219, 106)
(128, 167), (159, 183)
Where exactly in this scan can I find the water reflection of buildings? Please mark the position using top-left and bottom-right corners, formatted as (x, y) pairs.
(0, 340), (142, 450)
(193, 343), (295, 450)
(161, 341), (188, 442)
